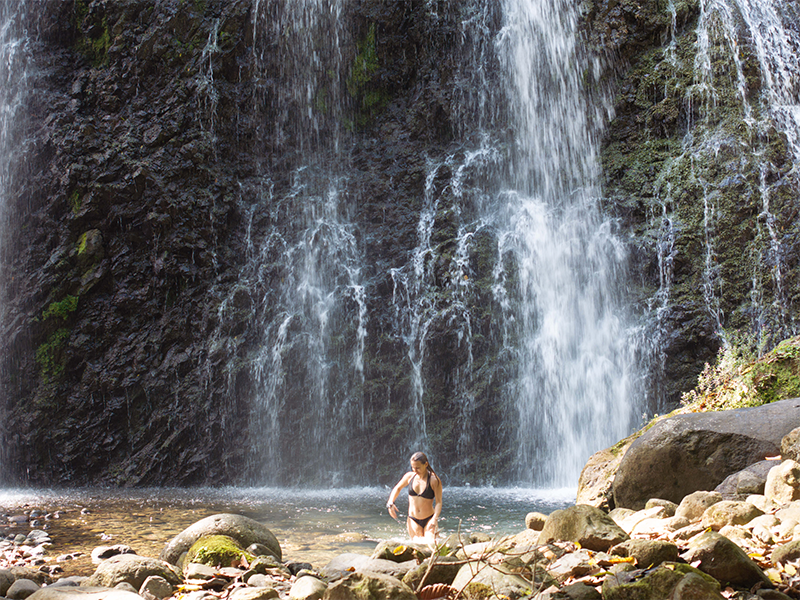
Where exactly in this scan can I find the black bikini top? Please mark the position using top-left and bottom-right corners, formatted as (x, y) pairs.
(408, 472), (435, 500)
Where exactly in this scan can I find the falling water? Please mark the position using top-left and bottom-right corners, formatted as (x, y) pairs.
(245, 1), (367, 484)
(0, 1), (31, 482)
(493, 0), (639, 485)
(688, 0), (800, 345)
(391, 0), (641, 485)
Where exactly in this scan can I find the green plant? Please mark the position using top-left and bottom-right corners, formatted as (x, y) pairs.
(35, 328), (70, 383)
(681, 335), (800, 411)
(43, 295), (79, 321)
(68, 189), (82, 215)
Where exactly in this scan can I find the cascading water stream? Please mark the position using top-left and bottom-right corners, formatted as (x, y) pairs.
(245, 1), (367, 485)
(684, 0), (799, 345)
(0, 1), (31, 481)
(493, 0), (639, 485)
(391, 0), (642, 485)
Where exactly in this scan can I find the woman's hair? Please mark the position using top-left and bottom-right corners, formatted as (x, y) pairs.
(410, 451), (434, 473)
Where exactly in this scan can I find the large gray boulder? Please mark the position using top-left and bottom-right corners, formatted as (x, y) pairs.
(682, 531), (771, 588)
(612, 399), (800, 509)
(160, 514), (281, 565)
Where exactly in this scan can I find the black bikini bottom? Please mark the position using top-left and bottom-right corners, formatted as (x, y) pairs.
(409, 514), (433, 529)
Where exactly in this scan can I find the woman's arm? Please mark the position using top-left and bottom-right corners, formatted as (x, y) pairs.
(426, 474), (443, 535)
(386, 472), (412, 518)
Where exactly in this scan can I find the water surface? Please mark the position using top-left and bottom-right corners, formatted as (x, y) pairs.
(0, 486), (574, 575)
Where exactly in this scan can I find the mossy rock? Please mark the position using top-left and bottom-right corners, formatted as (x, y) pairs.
(186, 535), (254, 568)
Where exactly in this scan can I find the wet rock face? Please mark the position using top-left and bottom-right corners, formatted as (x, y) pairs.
(588, 0), (800, 408)
(1, 0), (799, 486)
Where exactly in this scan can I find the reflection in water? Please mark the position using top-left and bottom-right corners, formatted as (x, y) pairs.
(0, 487), (573, 574)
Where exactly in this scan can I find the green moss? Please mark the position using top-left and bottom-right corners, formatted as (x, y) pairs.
(76, 15), (111, 67)
(43, 295), (79, 321)
(35, 328), (70, 384)
(346, 22), (389, 127)
(69, 189), (82, 215)
(186, 535), (254, 568)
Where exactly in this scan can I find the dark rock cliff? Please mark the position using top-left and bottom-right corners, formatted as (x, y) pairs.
(0, 0), (797, 486)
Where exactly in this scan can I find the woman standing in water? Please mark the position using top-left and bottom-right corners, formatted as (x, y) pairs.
(386, 452), (443, 541)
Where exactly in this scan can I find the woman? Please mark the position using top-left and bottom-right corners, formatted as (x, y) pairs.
(386, 452), (443, 541)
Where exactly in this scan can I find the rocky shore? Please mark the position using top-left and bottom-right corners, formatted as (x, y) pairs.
(3, 471), (800, 600)
(6, 400), (800, 600)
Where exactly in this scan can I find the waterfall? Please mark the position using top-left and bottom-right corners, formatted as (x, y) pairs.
(388, 0), (641, 485)
(0, 0), (31, 481)
(495, 0), (640, 485)
(246, 0), (367, 484)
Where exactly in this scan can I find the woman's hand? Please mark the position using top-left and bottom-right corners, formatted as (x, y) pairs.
(387, 502), (398, 519)
(424, 517), (438, 539)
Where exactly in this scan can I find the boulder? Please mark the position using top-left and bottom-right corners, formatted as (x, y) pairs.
(185, 535), (251, 567)
(401, 556), (461, 589)
(451, 558), (554, 598)
(84, 554), (182, 590)
(539, 505), (628, 551)
(675, 491), (722, 521)
(701, 500), (764, 530)
(27, 589), (144, 600)
(289, 576), (327, 600)
(781, 426), (800, 461)
(765, 460), (800, 504)
(715, 460), (776, 499)
(576, 443), (631, 509)
(370, 541), (430, 563)
(91, 546), (136, 564)
(612, 399), (800, 509)
(323, 572), (416, 600)
(772, 540), (800, 564)
(682, 531), (771, 588)
(608, 539), (679, 568)
(601, 563), (723, 600)
(1, 569), (14, 596)
(525, 512), (548, 531)
(322, 553), (415, 579)
(644, 499), (677, 516)
(7, 579), (41, 600)
(160, 514), (281, 565)
(229, 588), (278, 600)
(138, 576), (173, 600)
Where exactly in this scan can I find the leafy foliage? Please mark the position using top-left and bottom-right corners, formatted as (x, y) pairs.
(681, 335), (800, 412)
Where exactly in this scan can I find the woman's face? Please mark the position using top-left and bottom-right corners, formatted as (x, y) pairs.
(410, 460), (428, 476)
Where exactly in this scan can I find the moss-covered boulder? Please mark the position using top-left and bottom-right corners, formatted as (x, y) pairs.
(185, 535), (253, 568)
(161, 514), (281, 565)
(601, 562), (723, 600)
